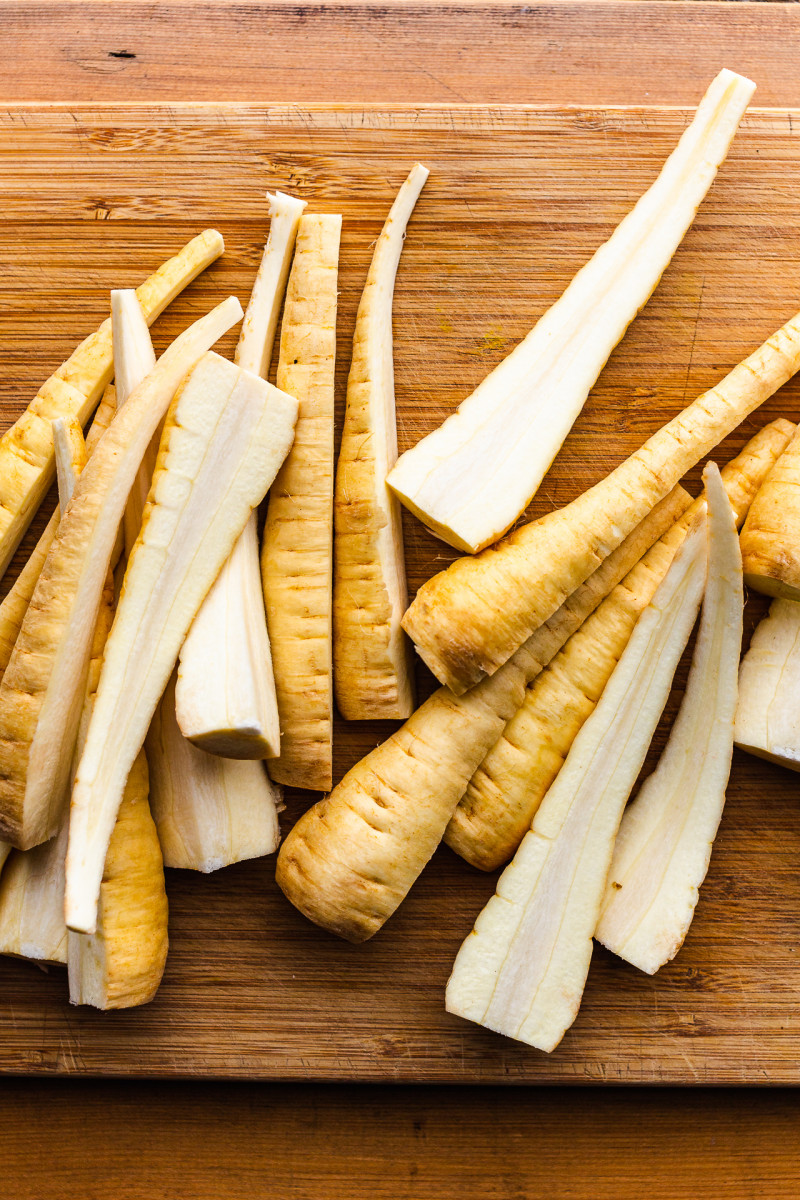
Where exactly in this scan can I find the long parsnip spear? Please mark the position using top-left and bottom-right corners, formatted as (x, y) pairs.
(0, 297), (244, 850)
(275, 485), (689, 942)
(334, 164), (428, 719)
(403, 310), (800, 694)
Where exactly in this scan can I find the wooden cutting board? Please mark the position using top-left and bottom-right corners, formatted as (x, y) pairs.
(1, 102), (799, 1084)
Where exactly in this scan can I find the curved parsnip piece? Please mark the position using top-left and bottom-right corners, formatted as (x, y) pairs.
(0, 229), (224, 580)
(388, 70), (754, 554)
(177, 191), (306, 758)
(447, 421), (793, 870)
(0, 297), (243, 851)
(111, 289), (158, 555)
(262, 214), (341, 790)
(276, 486), (690, 942)
(734, 598), (800, 769)
(65, 350), (298, 933)
(446, 510), (710, 1052)
(596, 464), (742, 974)
(149, 672), (281, 872)
(403, 310), (800, 694)
(334, 164), (428, 719)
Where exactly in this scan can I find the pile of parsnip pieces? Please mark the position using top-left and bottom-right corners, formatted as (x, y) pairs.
(1, 67), (798, 1050)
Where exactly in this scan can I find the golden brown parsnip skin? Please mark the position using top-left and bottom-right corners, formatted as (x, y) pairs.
(275, 486), (690, 943)
(740, 424), (800, 599)
(263, 214), (341, 791)
(402, 315), (800, 694)
(446, 418), (795, 869)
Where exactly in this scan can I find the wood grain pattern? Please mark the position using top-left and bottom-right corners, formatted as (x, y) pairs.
(2, 102), (800, 1082)
(2, 1079), (800, 1200)
(4, 2), (800, 109)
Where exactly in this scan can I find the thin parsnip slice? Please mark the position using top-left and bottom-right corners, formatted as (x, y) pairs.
(0, 229), (224, 580)
(446, 493), (715, 1052)
(0, 297), (243, 851)
(275, 486), (690, 942)
(446, 420), (793, 870)
(334, 164), (428, 719)
(596, 465), (742, 974)
(734, 598), (800, 769)
(148, 671), (282, 872)
(65, 350), (298, 933)
(403, 310), (800, 694)
(387, 70), (754, 554)
(177, 191), (306, 758)
(262, 213), (341, 789)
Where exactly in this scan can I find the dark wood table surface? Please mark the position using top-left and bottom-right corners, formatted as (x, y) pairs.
(2, 3), (800, 1197)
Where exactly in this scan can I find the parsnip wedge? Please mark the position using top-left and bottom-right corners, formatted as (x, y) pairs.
(596, 464), (742, 974)
(446, 421), (792, 870)
(334, 164), (428, 719)
(387, 70), (754, 554)
(0, 297), (243, 851)
(403, 308), (800, 694)
(446, 494), (714, 1052)
(262, 213), (341, 790)
(0, 229), (224, 580)
(734, 599), (800, 769)
(276, 485), (690, 942)
(148, 672), (281, 872)
(65, 350), (298, 933)
(111, 289), (158, 556)
(177, 191), (306, 758)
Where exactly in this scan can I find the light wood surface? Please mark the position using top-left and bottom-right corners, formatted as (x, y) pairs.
(1, 101), (800, 1083)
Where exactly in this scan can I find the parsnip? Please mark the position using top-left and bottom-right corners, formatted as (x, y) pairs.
(334, 164), (428, 719)
(447, 420), (794, 870)
(403, 310), (800, 694)
(177, 191), (306, 758)
(387, 71), (754, 554)
(740, 424), (800, 600)
(734, 598), (800, 769)
(596, 465), (742, 974)
(446, 490), (716, 1052)
(0, 385), (118, 685)
(0, 229), (224, 580)
(0, 297), (243, 851)
(111, 289), (158, 555)
(148, 671), (282, 872)
(262, 214), (341, 790)
(276, 486), (690, 942)
(65, 350), (298, 933)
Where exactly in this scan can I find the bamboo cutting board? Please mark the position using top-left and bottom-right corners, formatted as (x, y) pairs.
(1, 103), (799, 1084)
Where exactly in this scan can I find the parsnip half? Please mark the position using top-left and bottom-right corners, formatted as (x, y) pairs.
(262, 213), (341, 790)
(334, 164), (428, 719)
(387, 70), (754, 554)
(0, 297), (243, 851)
(65, 350), (298, 933)
(447, 420), (793, 870)
(177, 191), (306, 758)
(403, 309), (800, 694)
(446, 500), (713, 1052)
(0, 229), (224, 580)
(148, 671), (282, 872)
(596, 464), (742, 974)
(276, 485), (689, 942)
(734, 598), (800, 769)
(112, 289), (158, 555)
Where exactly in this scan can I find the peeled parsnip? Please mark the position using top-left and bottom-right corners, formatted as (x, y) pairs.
(735, 598), (800, 769)
(446, 492), (715, 1052)
(387, 70), (754, 554)
(177, 191), (306, 758)
(0, 229), (224, 581)
(446, 420), (794, 870)
(596, 465), (742, 974)
(334, 164), (428, 720)
(111, 289), (158, 555)
(0, 297), (244, 851)
(65, 350), (298, 934)
(403, 310), (800, 695)
(262, 214), (341, 790)
(275, 486), (690, 942)
(148, 672), (281, 872)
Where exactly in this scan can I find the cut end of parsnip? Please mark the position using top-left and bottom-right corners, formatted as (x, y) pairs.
(0, 821), (69, 966)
